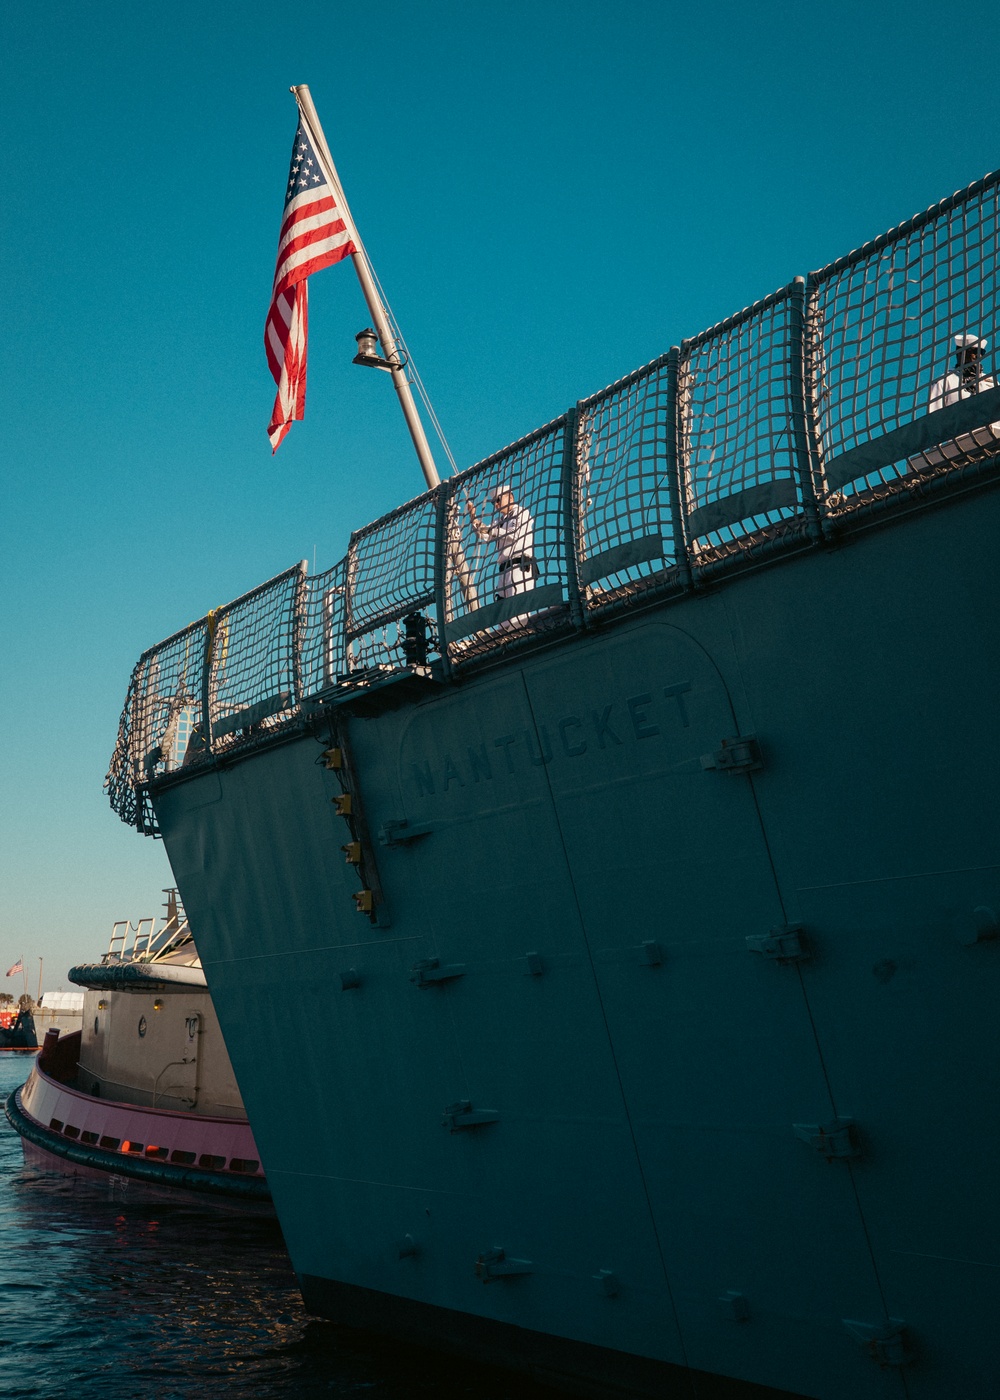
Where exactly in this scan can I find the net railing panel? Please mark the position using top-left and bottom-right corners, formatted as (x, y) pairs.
(205, 566), (304, 759)
(106, 619), (208, 832)
(442, 419), (570, 664)
(679, 286), (809, 564)
(809, 171), (1000, 507)
(131, 625), (207, 776)
(576, 356), (680, 611)
(342, 494), (440, 672)
(298, 557), (350, 695)
(346, 494), (437, 635)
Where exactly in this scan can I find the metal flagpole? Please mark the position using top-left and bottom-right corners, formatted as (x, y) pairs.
(291, 85), (440, 491)
(37, 958), (43, 1004)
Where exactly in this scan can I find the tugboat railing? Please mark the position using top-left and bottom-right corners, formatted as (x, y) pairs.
(104, 917), (155, 962)
(107, 164), (1000, 834)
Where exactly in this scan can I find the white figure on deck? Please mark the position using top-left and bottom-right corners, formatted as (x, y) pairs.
(467, 484), (538, 602)
(928, 333), (995, 410)
(911, 332), (1000, 473)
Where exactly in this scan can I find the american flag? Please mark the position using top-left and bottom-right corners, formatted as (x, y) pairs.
(6, 959), (23, 978)
(265, 118), (356, 451)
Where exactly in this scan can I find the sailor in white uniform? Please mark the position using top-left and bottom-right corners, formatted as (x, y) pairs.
(928, 333), (995, 410)
(911, 332), (1000, 472)
(467, 484), (537, 601)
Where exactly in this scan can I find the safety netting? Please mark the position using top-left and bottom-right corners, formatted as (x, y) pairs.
(107, 619), (207, 832)
(808, 170), (1000, 511)
(439, 417), (571, 665)
(106, 568), (304, 832)
(576, 354), (681, 615)
(108, 166), (1000, 832)
(201, 565), (304, 762)
(341, 493), (439, 673)
(679, 285), (812, 567)
(298, 556), (350, 696)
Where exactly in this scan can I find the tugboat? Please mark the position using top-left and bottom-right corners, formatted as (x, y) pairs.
(0, 1007), (39, 1051)
(1, 993), (85, 1050)
(5, 892), (270, 1208)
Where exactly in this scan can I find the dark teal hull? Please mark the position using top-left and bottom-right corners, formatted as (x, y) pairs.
(151, 480), (1000, 1399)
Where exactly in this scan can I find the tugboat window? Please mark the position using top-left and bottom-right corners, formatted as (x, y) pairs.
(137, 1015), (147, 1038)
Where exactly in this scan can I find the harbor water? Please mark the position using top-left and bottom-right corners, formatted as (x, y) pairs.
(0, 1054), (567, 1400)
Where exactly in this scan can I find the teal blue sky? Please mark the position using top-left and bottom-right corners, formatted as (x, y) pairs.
(2, 0), (997, 989)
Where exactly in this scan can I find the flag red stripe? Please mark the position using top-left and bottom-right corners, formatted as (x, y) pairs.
(265, 120), (356, 451)
(272, 229), (353, 290)
(276, 214), (350, 257)
(272, 240), (355, 301)
(264, 327), (283, 383)
(274, 213), (349, 271)
(267, 284), (309, 449)
(278, 192), (339, 241)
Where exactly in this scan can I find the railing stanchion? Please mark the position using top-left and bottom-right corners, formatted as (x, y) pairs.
(291, 559), (309, 706)
(200, 618), (214, 760)
(789, 277), (823, 542)
(343, 540), (359, 674)
(433, 484), (453, 680)
(665, 346), (692, 590)
(562, 406), (585, 629)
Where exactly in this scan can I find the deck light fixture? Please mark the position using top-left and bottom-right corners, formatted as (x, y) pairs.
(353, 327), (393, 371)
(353, 327), (403, 372)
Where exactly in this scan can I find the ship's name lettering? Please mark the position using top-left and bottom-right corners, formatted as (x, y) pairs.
(409, 682), (691, 796)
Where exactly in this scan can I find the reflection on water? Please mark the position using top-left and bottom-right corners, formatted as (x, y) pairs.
(0, 1056), (562, 1400)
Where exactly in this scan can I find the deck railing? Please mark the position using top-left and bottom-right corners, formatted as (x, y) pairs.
(108, 167), (1000, 833)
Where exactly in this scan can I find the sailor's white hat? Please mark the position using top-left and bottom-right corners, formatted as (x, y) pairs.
(487, 482), (511, 503)
(955, 332), (987, 350)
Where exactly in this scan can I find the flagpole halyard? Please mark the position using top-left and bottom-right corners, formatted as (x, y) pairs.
(290, 84), (441, 490)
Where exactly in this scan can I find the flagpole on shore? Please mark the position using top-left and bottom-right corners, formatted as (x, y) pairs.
(291, 85), (441, 492)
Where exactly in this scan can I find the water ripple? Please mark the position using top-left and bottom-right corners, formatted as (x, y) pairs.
(0, 1056), (564, 1400)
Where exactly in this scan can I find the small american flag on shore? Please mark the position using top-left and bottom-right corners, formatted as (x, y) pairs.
(265, 117), (356, 451)
(6, 959), (23, 978)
